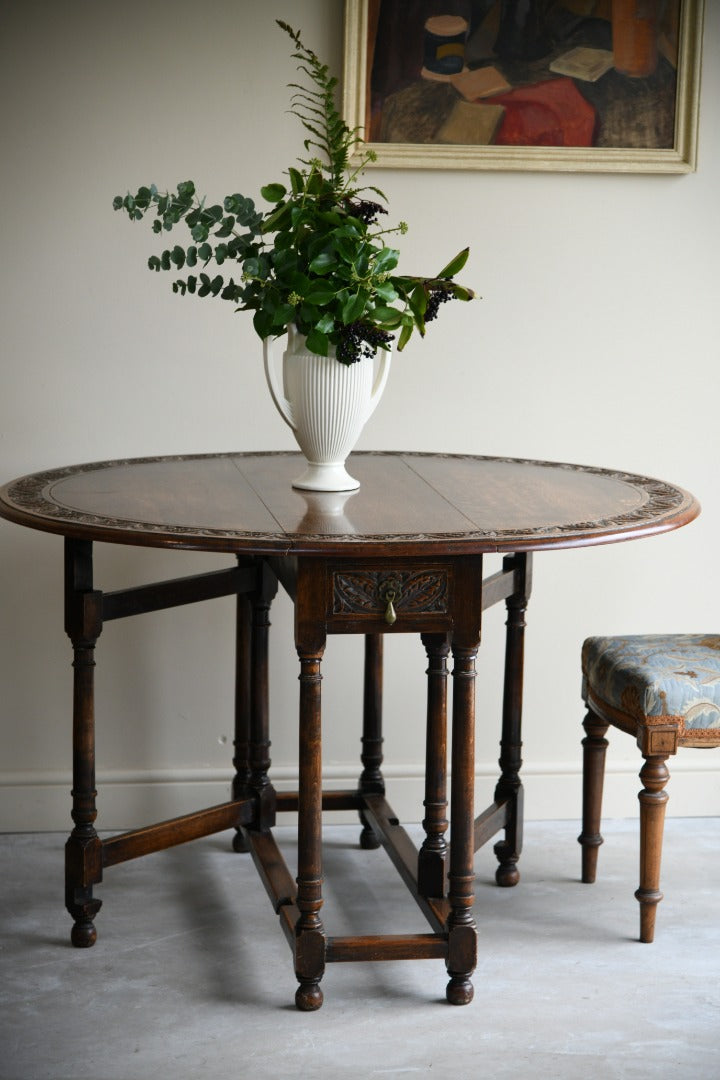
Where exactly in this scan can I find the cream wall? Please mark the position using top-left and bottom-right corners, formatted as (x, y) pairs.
(1, 0), (718, 831)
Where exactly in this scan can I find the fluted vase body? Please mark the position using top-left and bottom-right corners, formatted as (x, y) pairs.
(263, 326), (391, 491)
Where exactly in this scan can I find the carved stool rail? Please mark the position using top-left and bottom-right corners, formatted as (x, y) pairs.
(579, 634), (720, 942)
(0, 453), (698, 1008)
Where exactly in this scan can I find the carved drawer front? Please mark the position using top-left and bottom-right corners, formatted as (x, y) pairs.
(331, 566), (450, 626)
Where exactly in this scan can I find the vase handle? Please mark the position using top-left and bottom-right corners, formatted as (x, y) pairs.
(365, 346), (392, 423)
(263, 332), (296, 431)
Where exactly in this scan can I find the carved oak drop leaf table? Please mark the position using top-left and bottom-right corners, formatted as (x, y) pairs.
(0, 452), (699, 1009)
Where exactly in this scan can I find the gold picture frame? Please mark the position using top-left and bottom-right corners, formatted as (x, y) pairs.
(342, 0), (704, 173)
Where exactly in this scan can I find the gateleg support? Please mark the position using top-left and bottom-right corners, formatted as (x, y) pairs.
(358, 633), (385, 850)
(494, 553), (532, 888)
(64, 538), (104, 947)
(445, 559), (481, 1005)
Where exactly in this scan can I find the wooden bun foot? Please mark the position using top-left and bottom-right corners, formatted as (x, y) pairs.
(495, 863), (520, 887)
(446, 977), (474, 1006)
(295, 981), (324, 1011)
(359, 826), (381, 850)
(71, 919), (97, 948)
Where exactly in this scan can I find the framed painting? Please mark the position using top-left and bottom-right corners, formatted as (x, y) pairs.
(342, 0), (704, 172)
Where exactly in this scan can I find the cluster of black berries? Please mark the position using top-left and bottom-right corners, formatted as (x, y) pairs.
(344, 198), (388, 226)
(424, 281), (456, 323)
(336, 322), (394, 365)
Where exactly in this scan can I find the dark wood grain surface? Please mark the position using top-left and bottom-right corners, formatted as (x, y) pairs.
(0, 452), (699, 555)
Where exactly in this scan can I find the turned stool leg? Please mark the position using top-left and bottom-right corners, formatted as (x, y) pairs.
(635, 754), (670, 943)
(578, 710), (609, 884)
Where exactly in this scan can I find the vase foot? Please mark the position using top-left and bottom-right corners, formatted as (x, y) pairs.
(292, 462), (360, 492)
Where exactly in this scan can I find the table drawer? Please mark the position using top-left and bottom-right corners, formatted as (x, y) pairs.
(329, 563), (452, 631)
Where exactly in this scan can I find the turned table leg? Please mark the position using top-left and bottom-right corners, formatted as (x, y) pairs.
(246, 564), (278, 834)
(358, 633), (384, 850)
(231, 585), (252, 853)
(64, 539), (104, 948)
(494, 554), (531, 888)
(294, 647), (326, 1010)
(446, 638), (478, 1005)
(418, 632), (449, 899)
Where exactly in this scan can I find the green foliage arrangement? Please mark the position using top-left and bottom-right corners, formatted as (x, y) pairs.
(114, 20), (474, 365)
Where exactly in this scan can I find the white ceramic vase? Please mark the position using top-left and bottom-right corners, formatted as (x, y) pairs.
(263, 325), (391, 491)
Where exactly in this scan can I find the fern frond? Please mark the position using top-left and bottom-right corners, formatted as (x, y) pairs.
(276, 19), (356, 195)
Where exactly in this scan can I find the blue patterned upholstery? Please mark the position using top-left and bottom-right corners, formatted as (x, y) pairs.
(582, 634), (720, 747)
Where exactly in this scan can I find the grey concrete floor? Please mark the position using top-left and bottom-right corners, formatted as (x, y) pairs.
(1, 819), (719, 1080)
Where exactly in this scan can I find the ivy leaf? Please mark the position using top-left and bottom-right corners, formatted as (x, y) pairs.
(253, 308), (273, 338)
(373, 280), (398, 303)
(372, 247), (399, 274)
(304, 282), (336, 305)
(309, 251), (337, 275)
(289, 271), (312, 295)
(341, 290), (366, 324)
(305, 328), (329, 355)
(272, 303), (296, 326)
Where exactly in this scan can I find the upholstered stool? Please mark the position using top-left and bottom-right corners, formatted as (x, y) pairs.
(578, 634), (720, 942)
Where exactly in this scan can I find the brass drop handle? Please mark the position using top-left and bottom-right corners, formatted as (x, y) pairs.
(379, 580), (401, 626)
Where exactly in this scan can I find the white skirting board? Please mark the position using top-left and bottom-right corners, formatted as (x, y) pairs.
(2, 759), (719, 832)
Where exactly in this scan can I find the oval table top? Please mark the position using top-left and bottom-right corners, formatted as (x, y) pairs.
(0, 452), (699, 557)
